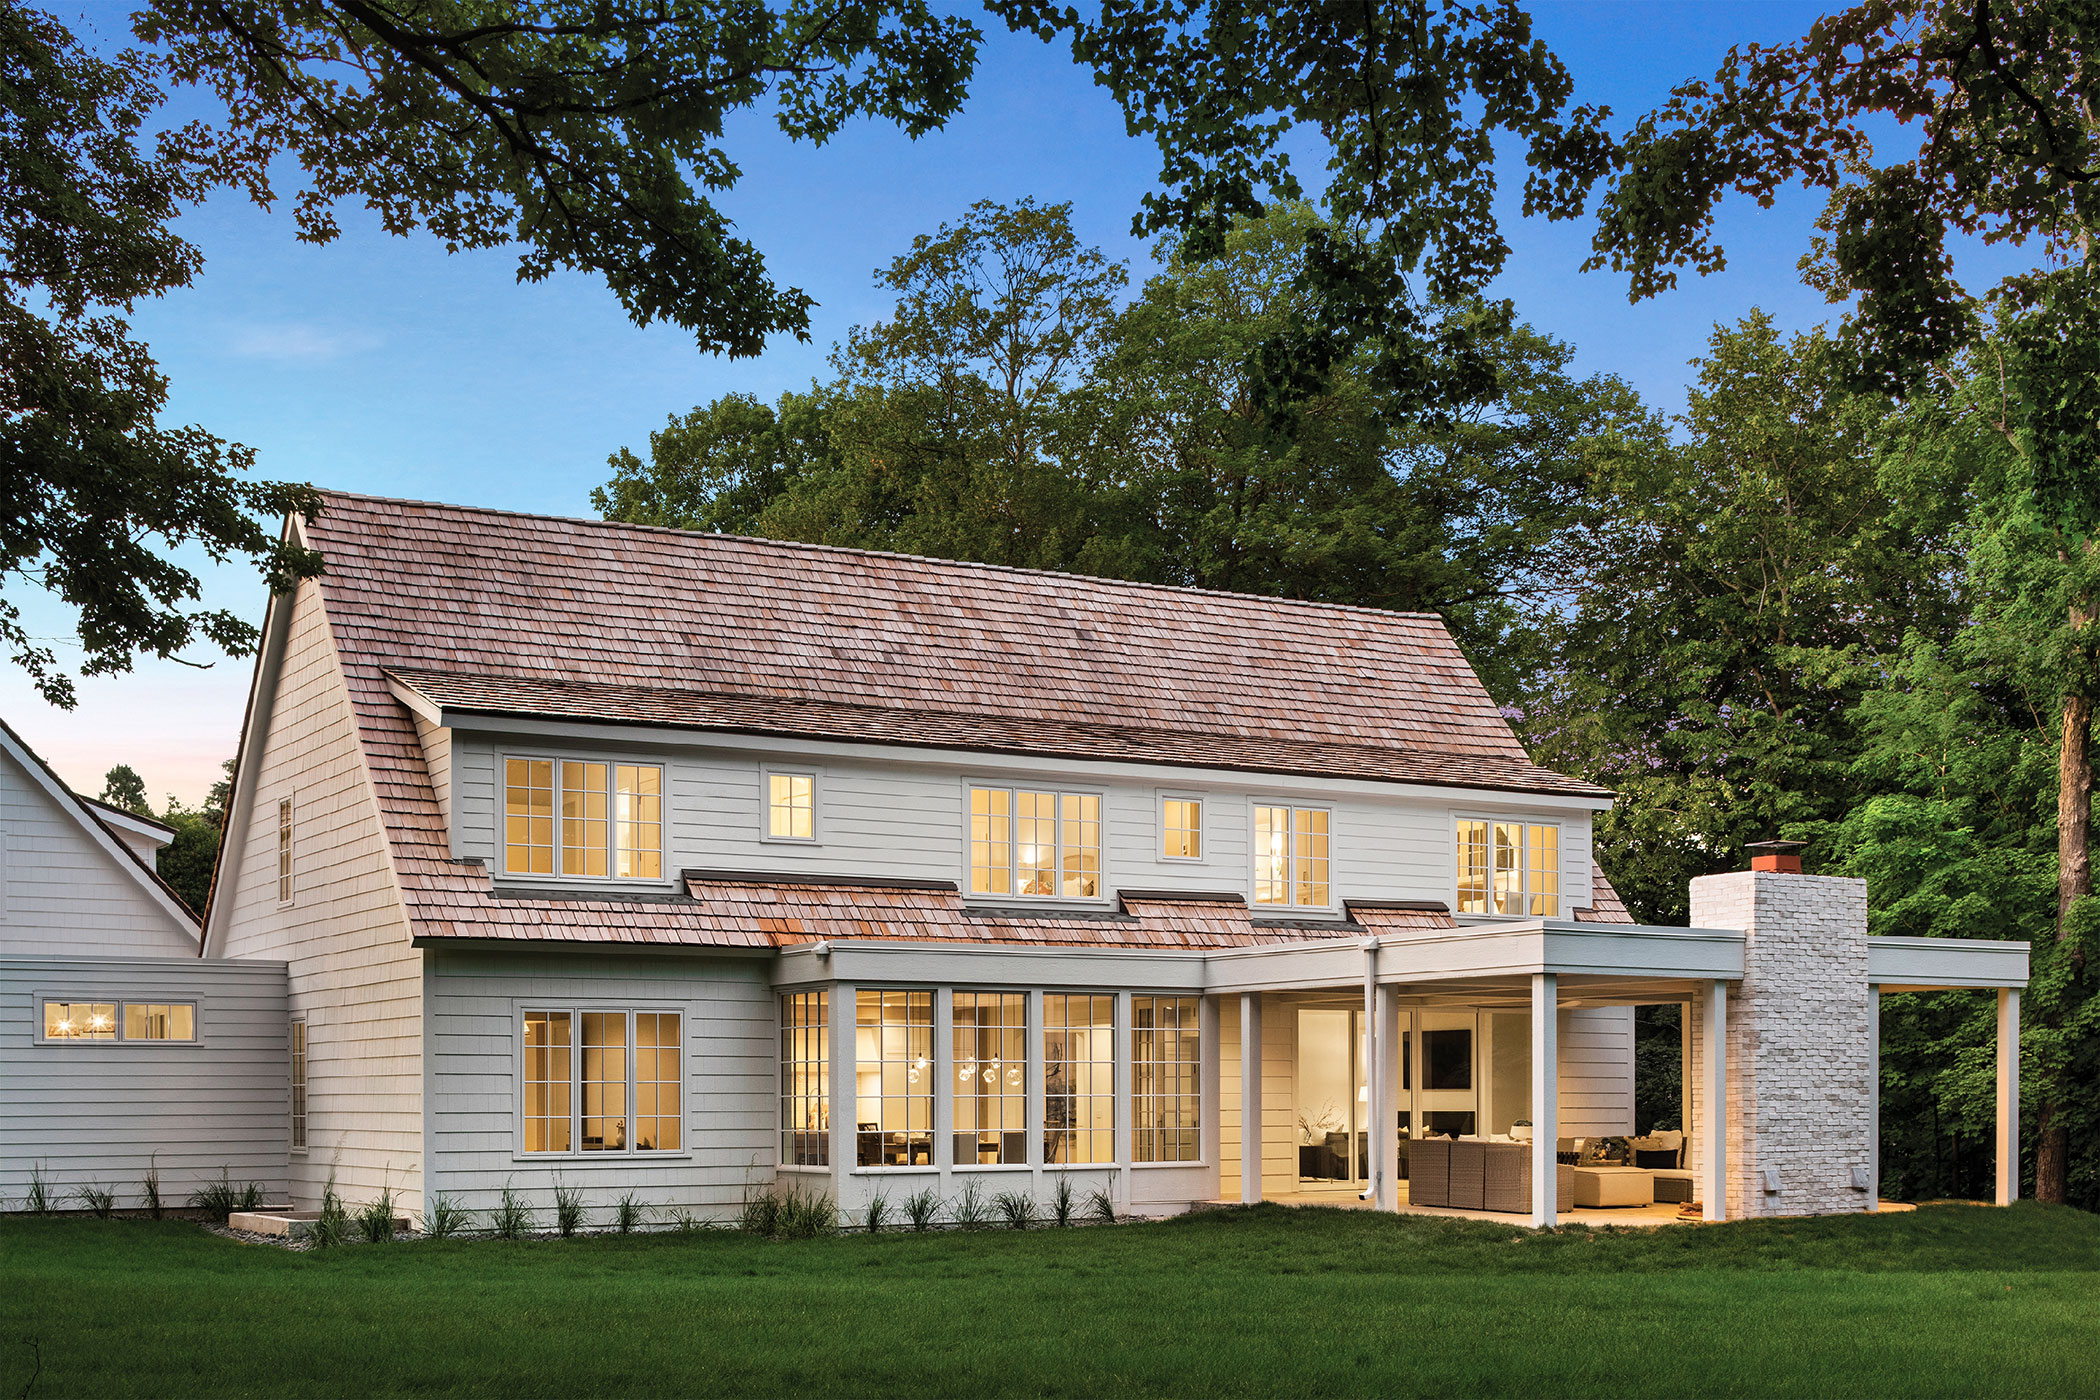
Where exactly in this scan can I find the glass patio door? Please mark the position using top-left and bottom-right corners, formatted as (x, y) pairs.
(1296, 1007), (1368, 1188)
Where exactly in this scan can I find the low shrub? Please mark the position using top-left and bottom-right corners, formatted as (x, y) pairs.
(903, 1188), (940, 1232)
(614, 1191), (649, 1234)
(188, 1169), (242, 1222)
(861, 1192), (891, 1234)
(425, 1193), (468, 1240)
(951, 1178), (992, 1230)
(739, 1189), (783, 1237)
(25, 1163), (51, 1215)
(310, 1175), (347, 1249)
(142, 1156), (163, 1220)
(994, 1191), (1037, 1230)
(76, 1184), (116, 1219)
(356, 1185), (397, 1243)
(552, 1179), (586, 1237)
(490, 1181), (531, 1240)
(669, 1207), (702, 1233)
(1051, 1174), (1075, 1227)
(1086, 1188), (1116, 1225)
(778, 1185), (836, 1240)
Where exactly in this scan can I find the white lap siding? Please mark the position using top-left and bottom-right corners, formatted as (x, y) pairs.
(0, 955), (289, 1206)
(1556, 1006), (1636, 1137)
(424, 948), (776, 1223)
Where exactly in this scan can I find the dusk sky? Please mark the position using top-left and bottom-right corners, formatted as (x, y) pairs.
(9, 2), (2038, 805)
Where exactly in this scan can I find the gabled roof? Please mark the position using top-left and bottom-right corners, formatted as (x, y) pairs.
(309, 492), (1609, 799)
(0, 716), (200, 938)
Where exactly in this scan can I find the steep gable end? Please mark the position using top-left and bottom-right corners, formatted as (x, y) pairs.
(0, 720), (198, 955)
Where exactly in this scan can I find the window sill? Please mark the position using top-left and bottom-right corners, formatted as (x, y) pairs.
(951, 1163), (1033, 1173)
(777, 1164), (833, 1175)
(511, 1152), (693, 1165)
(849, 1165), (939, 1176)
(1131, 1160), (1208, 1170)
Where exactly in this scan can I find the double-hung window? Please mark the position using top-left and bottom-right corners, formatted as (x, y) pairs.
(1455, 819), (1560, 916)
(504, 759), (663, 879)
(1162, 797), (1203, 860)
(969, 786), (1102, 899)
(520, 1008), (682, 1154)
(1252, 805), (1330, 907)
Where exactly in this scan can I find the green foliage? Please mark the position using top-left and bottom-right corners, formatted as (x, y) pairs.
(25, 1162), (49, 1214)
(489, 1182), (531, 1241)
(614, 1192), (648, 1235)
(992, 1190), (1037, 1230)
(355, 1184), (397, 1244)
(424, 1193), (467, 1241)
(1050, 1174), (1075, 1228)
(550, 1179), (585, 1237)
(140, 1156), (160, 1221)
(948, 1177), (992, 1230)
(186, 1169), (245, 1223)
(311, 1175), (347, 1249)
(1085, 1187), (1116, 1226)
(859, 1193), (890, 1235)
(902, 1188), (939, 1232)
(74, 1184), (113, 1219)
(97, 766), (148, 815)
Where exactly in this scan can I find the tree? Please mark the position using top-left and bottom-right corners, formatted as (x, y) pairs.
(1522, 315), (1961, 924)
(154, 760), (234, 917)
(96, 764), (150, 816)
(1588, 0), (2097, 1200)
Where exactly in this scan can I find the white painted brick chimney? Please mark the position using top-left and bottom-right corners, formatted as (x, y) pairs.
(1687, 870), (1874, 1218)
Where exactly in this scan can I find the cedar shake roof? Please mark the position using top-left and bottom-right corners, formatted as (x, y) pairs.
(1573, 864), (1635, 924)
(302, 491), (1600, 950)
(312, 492), (1607, 798)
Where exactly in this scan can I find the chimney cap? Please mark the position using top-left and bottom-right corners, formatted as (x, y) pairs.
(1745, 839), (1808, 855)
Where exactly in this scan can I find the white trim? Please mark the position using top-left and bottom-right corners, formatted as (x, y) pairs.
(290, 1013), (309, 1155)
(1451, 813), (1565, 920)
(494, 752), (672, 887)
(1246, 799), (1334, 913)
(759, 763), (823, 844)
(510, 1000), (690, 1159)
(959, 777), (1113, 907)
(1156, 790), (1208, 863)
(33, 993), (204, 1047)
(275, 795), (296, 907)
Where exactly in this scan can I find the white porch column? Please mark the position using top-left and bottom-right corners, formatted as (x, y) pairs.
(1679, 1000), (1693, 1138)
(1530, 973), (1558, 1228)
(1866, 986), (1880, 1212)
(1997, 987), (2020, 1206)
(1197, 994), (1220, 1207)
(934, 986), (955, 1178)
(1240, 992), (1263, 1205)
(1702, 979), (1728, 1222)
(1026, 988), (1047, 1176)
(1115, 991), (1136, 1213)
(1362, 940), (1381, 1205)
(828, 982), (856, 1177)
(1374, 983), (1401, 1211)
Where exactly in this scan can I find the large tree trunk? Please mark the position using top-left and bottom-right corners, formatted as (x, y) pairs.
(2039, 640), (2095, 1204)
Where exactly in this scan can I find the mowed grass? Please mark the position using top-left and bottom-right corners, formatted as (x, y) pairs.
(3, 1202), (2095, 1399)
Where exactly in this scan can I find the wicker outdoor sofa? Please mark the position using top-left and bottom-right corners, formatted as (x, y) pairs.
(1410, 1137), (1574, 1213)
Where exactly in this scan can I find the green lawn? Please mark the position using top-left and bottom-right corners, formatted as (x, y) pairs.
(2, 1203), (2094, 1398)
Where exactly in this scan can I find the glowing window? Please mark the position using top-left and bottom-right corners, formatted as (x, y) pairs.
(125, 1004), (195, 1041)
(505, 758), (663, 880)
(953, 992), (1027, 1166)
(520, 1008), (681, 1155)
(1134, 995), (1200, 1162)
(1046, 993), (1115, 1165)
(290, 1020), (308, 1150)
(780, 992), (830, 1166)
(1253, 805), (1329, 907)
(968, 786), (1102, 899)
(1163, 798), (1203, 860)
(276, 798), (294, 903)
(1455, 820), (1560, 916)
(855, 989), (933, 1167)
(767, 771), (816, 840)
(42, 1001), (116, 1039)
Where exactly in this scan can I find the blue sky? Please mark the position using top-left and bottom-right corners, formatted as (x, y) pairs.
(7, 2), (2036, 803)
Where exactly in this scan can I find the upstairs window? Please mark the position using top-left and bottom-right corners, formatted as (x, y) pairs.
(505, 758), (663, 880)
(276, 798), (294, 903)
(767, 771), (816, 840)
(1456, 819), (1560, 916)
(1253, 805), (1329, 907)
(1162, 797), (1203, 860)
(969, 787), (1102, 899)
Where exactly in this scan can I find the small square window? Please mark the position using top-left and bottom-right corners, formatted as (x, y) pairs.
(767, 772), (817, 840)
(1162, 798), (1203, 860)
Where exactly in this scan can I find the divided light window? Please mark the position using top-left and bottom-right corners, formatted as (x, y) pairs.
(521, 1009), (682, 1154)
(276, 798), (294, 903)
(969, 787), (1102, 899)
(290, 1020), (308, 1150)
(768, 772), (816, 840)
(953, 991), (1027, 1166)
(1455, 820), (1560, 916)
(1162, 798), (1202, 860)
(1134, 995), (1200, 1163)
(1253, 805), (1329, 907)
(781, 992), (830, 1167)
(41, 1000), (196, 1042)
(504, 759), (663, 879)
(855, 990), (932, 1167)
(1046, 994), (1115, 1165)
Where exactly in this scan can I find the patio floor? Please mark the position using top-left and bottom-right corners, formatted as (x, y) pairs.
(1235, 1184), (1920, 1228)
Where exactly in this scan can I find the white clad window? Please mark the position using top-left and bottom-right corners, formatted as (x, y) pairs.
(1162, 798), (1203, 860)
(520, 1008), (682, 1155)
(968, 786), (1102, 899)
(1252, 805), (1330, 907)
(276, 798), (294, 903)
(767, 771), (816, 840)
(1046, 993), (1115, 1165)
(780, 992), (830, 1166)
(290, 1019), (308, 1150)
(505, 758), (664, 880)
(40, 1000), (196, 1043)
(1455, 820), (1560, 916)
(1134, 995), (1201, 1162)
(953, 991), (1027, 1166)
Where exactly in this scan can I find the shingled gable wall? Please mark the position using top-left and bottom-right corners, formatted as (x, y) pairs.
(214, 577), (424, 1212)
(1687, 870), (1874, 1219)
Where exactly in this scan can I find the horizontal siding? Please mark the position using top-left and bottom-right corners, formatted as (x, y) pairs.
(447, 728), (1594, 914)
(0, 956), (289, 1204)
(425, 948), (777, 1222)
(1, 747), (196, 957)
(1558, 1005), (1636, 1136)
(215, 579), (422, 1211)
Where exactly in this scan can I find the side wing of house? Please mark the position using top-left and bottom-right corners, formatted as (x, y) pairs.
(204, 573), (424, 1209)
(0, 721), (199, 956)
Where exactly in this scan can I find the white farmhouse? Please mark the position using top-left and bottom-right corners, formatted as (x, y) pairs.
(19, 490), (2029, 1228)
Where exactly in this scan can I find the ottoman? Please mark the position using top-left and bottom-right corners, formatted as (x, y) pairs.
(1572, 1165), (1655, 1208)
(1651, 1170), (1696, 1205)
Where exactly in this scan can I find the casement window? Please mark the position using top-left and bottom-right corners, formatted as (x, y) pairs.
(854, 989), (932, 1167)
(276, 798), (294, 904)
(1162, 797), (1203, 860)
(503, 758), (663, 880)
(1133, 995), (1200, 1162)
(953, 991), (1027, 1166)
(1455, 819), (1561, 917)
(968, 786), (1102, 899)
(766, 771), (817, 841)
(1252, 805), (1330, 907)
(781, 992), (830, 1167)
(290, 1019), (308, 1151)
(1045, 993), (1115, 1165)
(40, 999), (196, 1043)
(520, 1008), (682, 1154)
